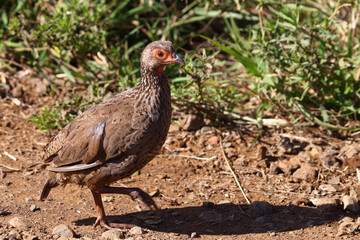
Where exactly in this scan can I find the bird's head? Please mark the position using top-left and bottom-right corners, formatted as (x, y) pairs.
(141, 41), (185, 75)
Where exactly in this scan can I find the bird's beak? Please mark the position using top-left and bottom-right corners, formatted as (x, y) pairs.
(171, 53), (185, 66)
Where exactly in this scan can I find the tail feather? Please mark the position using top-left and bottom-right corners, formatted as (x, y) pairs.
(40, 177), (59, 200)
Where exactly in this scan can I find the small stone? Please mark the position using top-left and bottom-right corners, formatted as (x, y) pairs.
(29, 204), (38, 212)
(169, 124), (180, 132)
(8, 217), (31, 228)
(129, 226), (143, 235)
(11, 86), (23, 98)
(249, 201), (273, 216)
(218, 200), (233, 205)
(292, 164), (317, 181)
(328, 176), (340, 185)
(339, 216), (353, 223)
(343, 195), (359, 213)
(313, 197), (339, 211)
(190, 232), (198, 238)
(320, 153), (337, 167)
(208, 136), (218, 145)
(269, 162), (281, 175)
(180, 114), (204, 131)
(257, 146), (267, 160)
(52, 224), (74, 238)
(337, 221), (359, 236)
(310, 147), (320, 158)
(8, 230), (22, 240)
(58, 236), (74, 240)
(297, 152), (311, 163)
(101, 229), (124, 240)
(22, 231), (38, 240)
(102, 196), (115, 203)
(318, 184), (337, 193)
(200, 126), (212, 133)
(25, 198), (34, 203)
(278, 160), (299, 175)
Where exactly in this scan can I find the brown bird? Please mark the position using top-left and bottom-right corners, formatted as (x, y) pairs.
(40, 41), (185, 230)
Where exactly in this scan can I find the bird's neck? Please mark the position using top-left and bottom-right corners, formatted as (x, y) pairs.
(137, 67), (171, 111)
(139, 67), (170, 95)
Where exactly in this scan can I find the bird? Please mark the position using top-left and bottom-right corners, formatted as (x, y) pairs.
(40, 41), (185, 230)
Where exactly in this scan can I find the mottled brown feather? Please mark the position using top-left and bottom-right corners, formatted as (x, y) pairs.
(41, 41), (182, 196)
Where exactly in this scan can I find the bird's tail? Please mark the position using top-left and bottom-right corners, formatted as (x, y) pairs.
(40, 177), (59, 200)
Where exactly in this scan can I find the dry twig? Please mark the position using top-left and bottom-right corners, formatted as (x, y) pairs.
(3, 151), (17, 161)
(219, 135), (251, 204)
(158, 154), (216, 161)
(0, 164), (21, 172)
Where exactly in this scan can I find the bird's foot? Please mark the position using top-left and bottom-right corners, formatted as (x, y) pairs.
(127, 188), (158, 211)
(93, 217), (135, 230)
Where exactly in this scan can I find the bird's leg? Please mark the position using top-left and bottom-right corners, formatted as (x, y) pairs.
(91, 190), (135, 229)
(96, 186), (158, 211)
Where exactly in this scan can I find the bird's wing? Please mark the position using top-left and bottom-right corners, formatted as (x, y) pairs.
(43, 93), (136, 172)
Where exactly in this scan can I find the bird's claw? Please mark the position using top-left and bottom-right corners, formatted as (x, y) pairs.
(128, 188), (158, 210)
(93, 217), (135, 230)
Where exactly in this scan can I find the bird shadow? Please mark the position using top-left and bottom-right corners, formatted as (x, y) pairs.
(75, 202), (353, 235)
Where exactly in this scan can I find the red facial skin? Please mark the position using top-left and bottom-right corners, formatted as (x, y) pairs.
(152, 49), (176, 75)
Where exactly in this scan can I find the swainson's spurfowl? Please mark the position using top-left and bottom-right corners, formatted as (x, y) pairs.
(40, 41), (185, 229)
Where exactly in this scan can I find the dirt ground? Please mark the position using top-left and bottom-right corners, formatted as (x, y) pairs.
(1, 70), (360, 239)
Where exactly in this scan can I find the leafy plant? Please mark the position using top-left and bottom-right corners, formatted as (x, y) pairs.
(203, 1), (360, 130)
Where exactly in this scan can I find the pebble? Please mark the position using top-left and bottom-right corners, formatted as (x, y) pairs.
(208, 136), (218, 145)
(190, 232), (198, 238)
(269, 162), (281, 175)
(292, 164), (317, 181)
(29, 204), (39, 212)
(257, 146), (267, 160)
(102, 196), (115, 203)
(249, 201), (273, 216)
(7, 230), (22, 240)
(310, 147), (320, 158)
(180, 114), (204, 131)
(343, 195), (359, 213)
(328, 176), (340, 185)
(22, 231), (38, 240)
(101, 229), (124, 240)
(337, 221), (359, 236)
(339, 216), (353, 223)
(318, 184), (337, 193)
(8, 217), (31, 228)
(25, 198), (34, 203)
(312, 197), (339, 211)
(278, 160), (299, 175)
(320, 153), (337, 167)
(129, 226), (143, 235)
(52, 224), (74, 238)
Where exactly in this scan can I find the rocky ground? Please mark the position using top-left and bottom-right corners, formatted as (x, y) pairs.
(1, 69), (360, 239)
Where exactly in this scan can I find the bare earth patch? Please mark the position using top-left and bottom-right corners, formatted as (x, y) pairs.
(1, 84), (360, 239)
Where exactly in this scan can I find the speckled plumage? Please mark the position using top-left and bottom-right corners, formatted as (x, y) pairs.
(40, 41), (184, 229)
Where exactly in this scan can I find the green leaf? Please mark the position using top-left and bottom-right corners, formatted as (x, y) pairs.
(60, 65), (76, 83)
(200, 35), (261, 77)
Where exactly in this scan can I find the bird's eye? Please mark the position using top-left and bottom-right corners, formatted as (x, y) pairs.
(157, 51), (164, 57)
